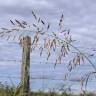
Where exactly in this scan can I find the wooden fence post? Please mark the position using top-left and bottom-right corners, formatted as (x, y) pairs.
(21, 36), (31, 96)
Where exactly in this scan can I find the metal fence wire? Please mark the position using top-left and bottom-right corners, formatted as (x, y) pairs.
(0, 41), (96, 93)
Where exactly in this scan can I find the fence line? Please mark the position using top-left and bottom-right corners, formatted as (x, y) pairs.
(0, 44), (95, 92)
(0, 75), (96, 82)
(0, 59), (93, 65)
(0, 41), (95, 50)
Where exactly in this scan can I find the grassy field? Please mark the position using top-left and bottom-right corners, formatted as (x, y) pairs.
(29, 91), (96, 96)
(0, 83), (95, 96)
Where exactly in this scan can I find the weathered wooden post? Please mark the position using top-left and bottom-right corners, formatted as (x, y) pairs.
(21, 36), (31, 96)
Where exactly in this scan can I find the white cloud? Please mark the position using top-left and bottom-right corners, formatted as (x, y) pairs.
(0, 0), (96, 46)
(0, 0), (18, 6)
(0, 0), (54, 9)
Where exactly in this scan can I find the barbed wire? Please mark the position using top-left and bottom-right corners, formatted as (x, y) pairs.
(0, 41), (95, 91)
(0, 40), (96, 50)
(0, 42), (87, 49)
(0, 75), (96, 83)
(0, 58), (93, 67)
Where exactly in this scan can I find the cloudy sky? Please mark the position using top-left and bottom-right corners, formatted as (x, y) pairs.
(0, 0), (96, 47)
(0, 0), (96, 91)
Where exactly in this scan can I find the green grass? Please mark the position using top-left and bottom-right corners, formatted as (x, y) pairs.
(0, 83), (95, 96)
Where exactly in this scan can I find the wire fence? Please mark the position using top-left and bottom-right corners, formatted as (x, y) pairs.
(0, 73), (96, 92)
(0, 42), (96, 92)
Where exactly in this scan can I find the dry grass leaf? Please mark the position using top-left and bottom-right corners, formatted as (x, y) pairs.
(73, 57), (76, 64)
(59, 14), (64, 29)
(31, 33), (40, 49)
(47, 39), (51, 47)
(32, 36), (36, 45)
(20, 38), (24, 47)
(7, 35), (10, 40)
(58, 55), (62, 64)
(67, 29), (70, 34)
(67, 60), (73, 72)
(80, 73), (91, 91)
(81, 55), (84, 63)
(1, 28), (8, 30)
(60, 45), (66, 57)
(40, 47), (43, 56)
(44, 39), (51, 49)
(64, 73), (69, 80)
(44, 39), (49, 48)
(73, 54), (81, 65)
(85, 75), (90, 90)
(11, 28), (17, 31)
(0, 31), (4, 34)
(66, 44), (70, 51)
(76, 55), (80, 65)
(52, 32), (56, 36)
(61, 14), (64, 19)
(41, 19), (45, 25)
(32, 10), (37, 20)
(33, 24), (37, 27)
(64, 47), (68, 55)
(13, 36), (16, 40)
(10, 20), (15, 25)
(0, 34), (4, 37)
(15, 19), (25, 28)
(22, 20), (27, 25)
(60, 29), (67, 33)
(18, 34), (23, 41)
(15, 20), (21, 25)
(52, 39), (56, 51)
(69, 35), (72, 41)
(6, 30), (12, 33)
(80, 76), (85, 90)
(50, 39), (55, 48)
(38, 17), (40, 23)
(47, 51), (51, 60)
(40, 32), (45, 35)
(47, 23), (50, 30)
(54, 59), (58, 69)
